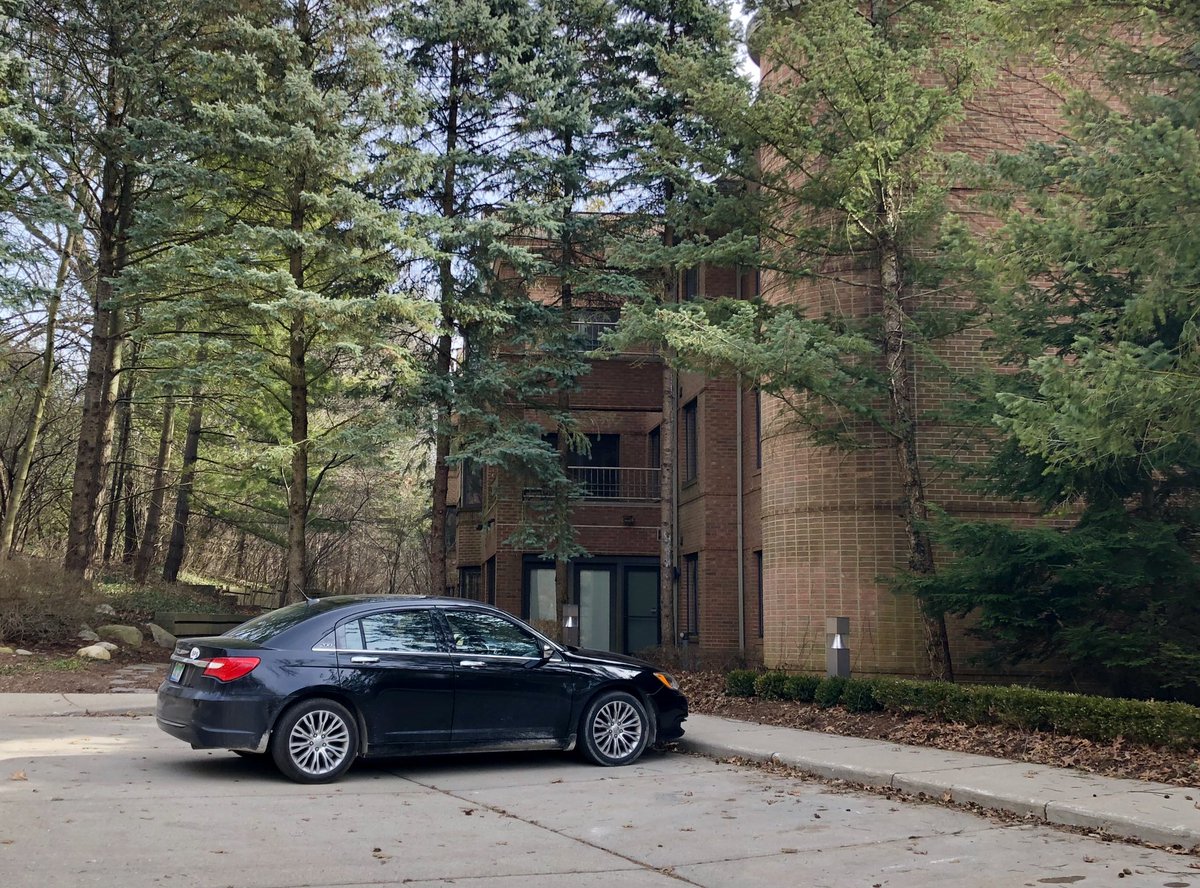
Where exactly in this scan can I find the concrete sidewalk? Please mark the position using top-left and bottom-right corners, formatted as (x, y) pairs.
(5, 694), (1197, 851)
(680, 713), (1200, 851)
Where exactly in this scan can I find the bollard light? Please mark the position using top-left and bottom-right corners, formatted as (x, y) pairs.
(563, 604), (580, 646)
(825, 616), (850, 678)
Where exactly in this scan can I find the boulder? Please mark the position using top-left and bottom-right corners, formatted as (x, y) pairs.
(96, 641), (119, 653)
(96, 624), (142, 648)
(78, 627), (100, 642)
(76, 644), (111, 661)
(15, 649), (32, 656)
(0, 646), (13, 655)
(146, 623), (176, 649)
(95, 603), (117, 616)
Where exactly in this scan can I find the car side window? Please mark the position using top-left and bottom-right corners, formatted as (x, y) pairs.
(356, 610), (443, 653)
(444, 610), (541, 658)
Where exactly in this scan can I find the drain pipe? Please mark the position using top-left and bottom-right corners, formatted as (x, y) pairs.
(735, 268), (746, 657)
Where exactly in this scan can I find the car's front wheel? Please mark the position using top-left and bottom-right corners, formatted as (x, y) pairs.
(579, 690), (650, 766)
(271, 698), (358, 784)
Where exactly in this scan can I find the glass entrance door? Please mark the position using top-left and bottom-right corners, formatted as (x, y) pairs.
(624, 567), (660, 654)
(578, 567), (613, 651)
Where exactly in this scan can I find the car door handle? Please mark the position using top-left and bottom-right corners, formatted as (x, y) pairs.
(350, 656), (379, 664)
(458, 659), (486, 667)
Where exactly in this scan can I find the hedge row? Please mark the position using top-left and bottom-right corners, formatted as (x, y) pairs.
(723, 670), (1200, 749)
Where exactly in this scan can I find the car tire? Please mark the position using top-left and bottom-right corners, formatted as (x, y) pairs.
(270, 698), (358, 784)
(579, 690), (650, 767)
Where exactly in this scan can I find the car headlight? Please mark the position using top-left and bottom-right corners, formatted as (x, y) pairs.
(654, 672), (679, 690)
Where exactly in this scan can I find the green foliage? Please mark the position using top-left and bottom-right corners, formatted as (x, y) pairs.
(869, 678), (1200, 750)
(841, 679), (883, 713)
(725, 669), (758, 697)
(813, 676), (847, 708)
(784, 674), (822, 703)
(754, 670), (790, 701)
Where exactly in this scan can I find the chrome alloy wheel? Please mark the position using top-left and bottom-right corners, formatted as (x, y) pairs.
(591, 698), (644, 760)
(288, 708), (351, 777)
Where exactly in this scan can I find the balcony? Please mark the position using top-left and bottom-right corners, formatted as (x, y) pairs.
(524, 466), (661, 502)
(569, 465), (661, 501)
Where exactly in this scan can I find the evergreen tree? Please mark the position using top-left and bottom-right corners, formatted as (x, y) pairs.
(909, 2), (1200, 698)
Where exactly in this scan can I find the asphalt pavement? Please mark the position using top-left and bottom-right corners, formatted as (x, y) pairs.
(3, 692), (1198, 858)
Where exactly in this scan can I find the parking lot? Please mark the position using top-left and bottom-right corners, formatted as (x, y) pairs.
(1, 710), (1195, 888)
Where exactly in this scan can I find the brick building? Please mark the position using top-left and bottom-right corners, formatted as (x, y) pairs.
(446, 28), (1080, 678)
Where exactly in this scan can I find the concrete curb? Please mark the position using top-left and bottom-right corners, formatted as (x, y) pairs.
(3, 692), (156, 718)
(678, 715), (1200, 851)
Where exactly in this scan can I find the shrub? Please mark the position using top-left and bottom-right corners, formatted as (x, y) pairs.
(784, 674), (822, 703)
(842, 678), (882, 713)
(0, 559), (98, 645)
(869, 677), (1200, 750)
(725, 669), (758, 697)
(814, 676), (847, 708)
(754, 671), (791, 700)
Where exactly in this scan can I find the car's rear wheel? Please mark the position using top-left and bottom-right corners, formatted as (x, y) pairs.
(579, 690), (649, 766)
(270, 698), (358, 784)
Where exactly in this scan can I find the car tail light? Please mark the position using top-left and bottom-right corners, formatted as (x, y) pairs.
(203, 657), (261, 682)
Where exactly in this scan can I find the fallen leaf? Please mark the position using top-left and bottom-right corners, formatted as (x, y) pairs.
(8, 771), (26, 782)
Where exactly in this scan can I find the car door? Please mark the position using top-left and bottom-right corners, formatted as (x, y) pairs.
(335, 607), (455, 753)
(440, 608), (576, 746)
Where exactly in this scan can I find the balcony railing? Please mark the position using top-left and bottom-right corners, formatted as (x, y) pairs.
(569, 465), (660, 501)
(572, 317), (619, 351)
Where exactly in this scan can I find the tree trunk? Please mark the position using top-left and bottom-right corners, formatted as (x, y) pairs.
(659, 187), (678, 648)
(162, 380), (204, 582)
(104, 338), (138, 562)
(879, 233), (953, 681)
(134, 388), (176, 583)
(285, 307), (309, 603)
(0, 232), (72, 559)
(428, 42), (461, 598)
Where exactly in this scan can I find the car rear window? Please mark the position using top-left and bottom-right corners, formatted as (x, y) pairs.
(226, 602), (317, 642)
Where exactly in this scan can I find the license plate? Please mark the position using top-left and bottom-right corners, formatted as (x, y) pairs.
(169, 662), (185, 683)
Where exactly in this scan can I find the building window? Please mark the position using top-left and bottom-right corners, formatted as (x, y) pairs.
(682, 399), (698, 484)
(445, 506), (458, 550)
(648, 426), (660, 469)
(683, 266), (700, 301)
(754, 388), (762, 470)
(461, 459), (483, 510)
(755, 550), (764, 638)
(683, 553), (699, 638)
(459, 566), (481, 600)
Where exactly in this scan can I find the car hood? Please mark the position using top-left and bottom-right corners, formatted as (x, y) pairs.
(562, 647), (658, 671)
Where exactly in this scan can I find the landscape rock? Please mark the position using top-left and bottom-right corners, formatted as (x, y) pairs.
(96, 641), (119, 653)
(0, 646), (13, 654)
(76, 644), (111, 661)
(95, 603), (116, 616)
(15, 649), (32, 655)
(146, 623), (176, 649)
(96, 624), (142, 648)
(77, 628), (100, 642)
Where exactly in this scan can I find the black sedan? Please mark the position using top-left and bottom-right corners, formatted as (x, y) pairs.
(156, 595), (687, 783)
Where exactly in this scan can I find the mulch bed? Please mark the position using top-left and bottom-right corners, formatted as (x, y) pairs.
(0, 642), (170, 694)
(680, 671), (1200, 788)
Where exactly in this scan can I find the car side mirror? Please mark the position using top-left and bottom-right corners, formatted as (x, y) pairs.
(542, 643), (555, 660)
